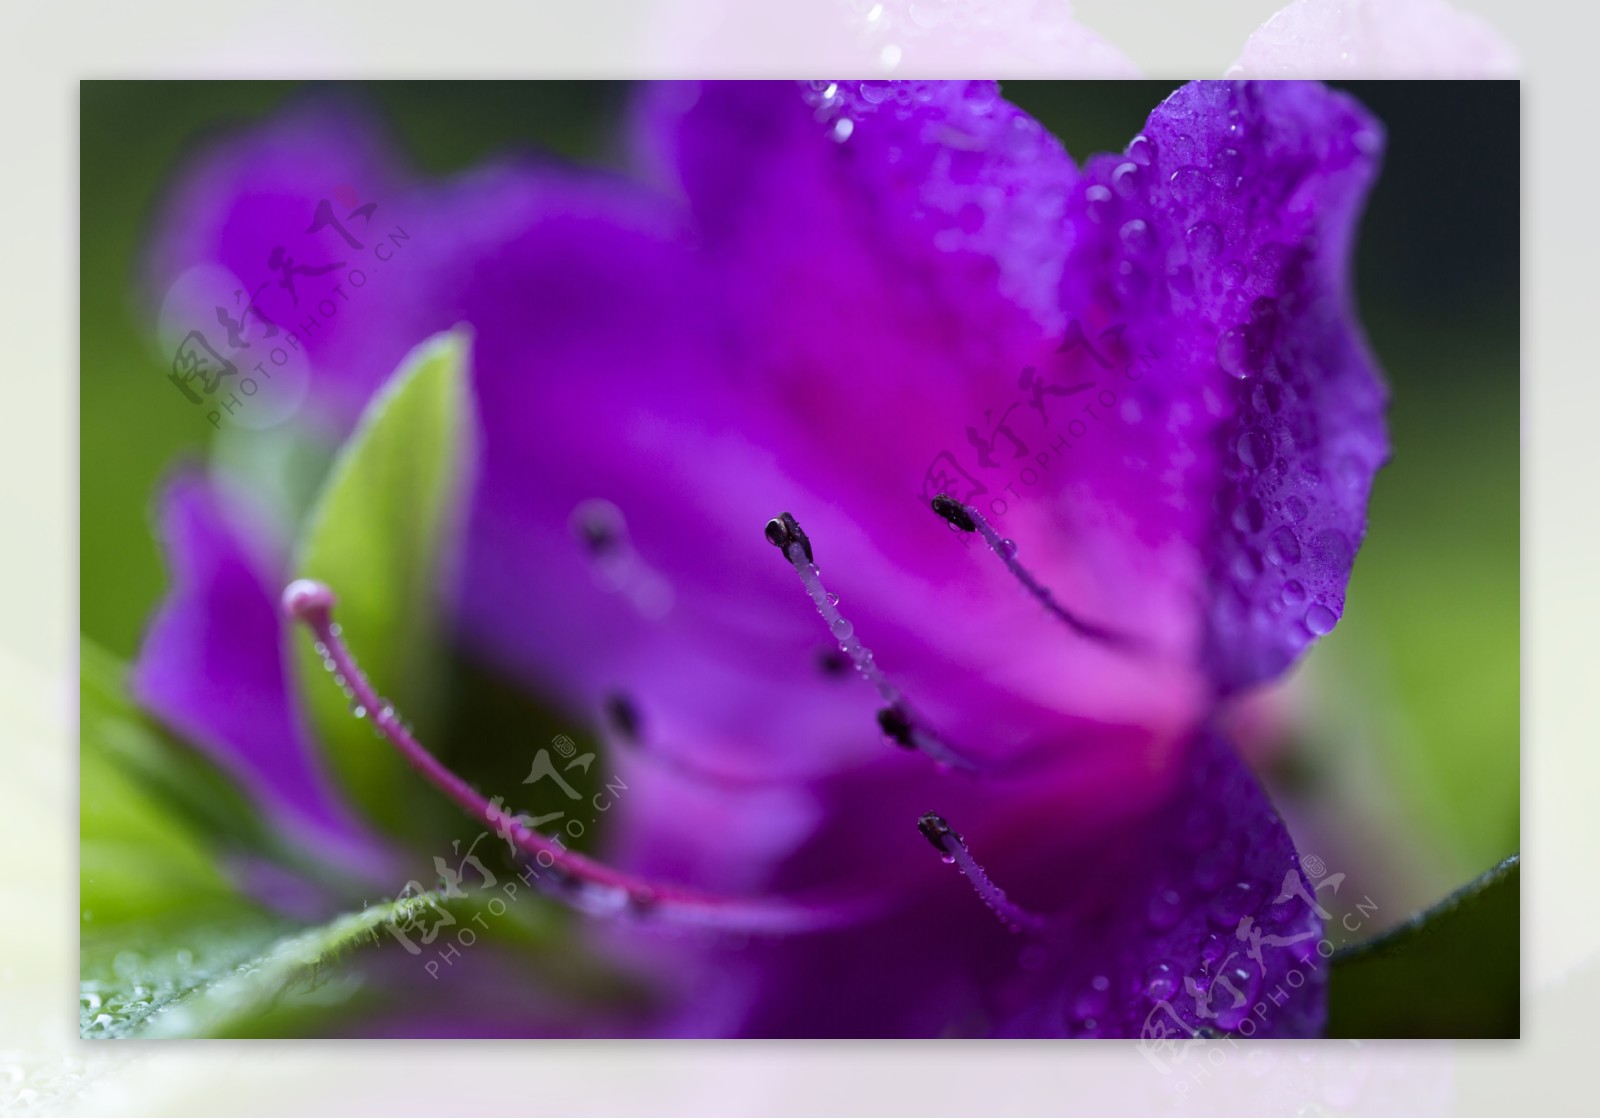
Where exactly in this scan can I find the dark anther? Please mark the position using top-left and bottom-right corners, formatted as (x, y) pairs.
(575, 512), (621, 555)
(931, 494), (976, 533)
(877, 703), (916, 749)
(764, 512), (814, 564)
(917, 812), (958, 851)
(603, 694), (640, 743)
(817, 648), (850, 677)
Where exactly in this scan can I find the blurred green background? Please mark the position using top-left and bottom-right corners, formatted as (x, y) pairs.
(80, 81), (1519, 933)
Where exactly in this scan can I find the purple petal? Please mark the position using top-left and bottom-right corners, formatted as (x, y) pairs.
(1052, 80), (1390, 693)
(144, 96), (569, 430)
(130, 470), (384, 869)
(638, 730), (1324, 1037)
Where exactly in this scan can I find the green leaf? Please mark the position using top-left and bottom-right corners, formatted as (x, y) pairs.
(80, 642), (260, 929)
(1327, 854), (1519, 1038)
(81, 643), (287, 1038)
(134, 891), (450, 1038)
(290, 329), (475, 835)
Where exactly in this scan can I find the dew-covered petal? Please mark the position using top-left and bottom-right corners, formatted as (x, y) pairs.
(1231, 0), (1518, 78)
(1051, 80), (1390, 693)
(671, 729), (1325, 1038)
(991, 729), (1327, 1038)
(130, 470), (383, 868)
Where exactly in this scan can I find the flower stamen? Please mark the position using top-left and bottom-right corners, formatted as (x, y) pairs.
(570, 499), (674, 620)
(931, 494), (1133, 648)
(282, 578), (863, 932)
(917, 812), (1045, 933)
(765, 513), (979, 771)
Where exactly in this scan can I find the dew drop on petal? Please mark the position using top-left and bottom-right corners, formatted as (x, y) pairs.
(1236, 429), (1273, 469)
(1084, 184), (1113, 223)
(1147, 886), (1184, 931)
(1119, 218), (1152, 254)
(1169, 166), (1206, 205)
(1126, 133), (1153, 166)
(1198, 931), (1228, 965)
(1073, 974), (1112, 1018)
(1144, 959), (1180, 1000)
(1304, 603), (1338, 635)
(1111, 161), (1142, 199)
(1186, 220), (1223, 261)
(1217, 327), (1251, 379)
(1230, 496), (1265, 534)
(1208, 880), (1263, 929)
(1267, 526), (1301, 567)
(1281, 579), (1306, 606)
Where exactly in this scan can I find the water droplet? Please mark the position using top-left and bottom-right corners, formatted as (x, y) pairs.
(1111, 161), (1141, 199)
(997, 538), (1018, 560)
(1217, 327), (1252, 379)
(1267, 526), (1301, 567)
(322, 657), (337, 672)
(1283, 495), (1307, 523)
(1236, 429), (1273, 469)
(1304, 603), (1338, 635)
(829, 117), (854, 143)
(1281, 579), (1306, 605)
(1253, 242), (1290, 291)
(1169, 166), (1206, 205)
(1251, 382), (1282, 415)
(1186, 220), (1223, 261)
(1230, 496), (1265, 534)
(1311, 529), (1353, 575)
(1209, 880), (1263, 929)
(1232, 547), (1263, 580)
(825, 592), (840, 607)
(830, 617), (854, 641)
(1073, 975), (1112, 1018)
(1084, 184), (1113, 223)
(1119, 218), (1152, 254)
(1144, 960), (1180, 1000)
(1126, 134), (1153, 166)
(1147, 886), (1184, 931)
(1198, 931), (1228, 965)
(352, 704), (368, 719)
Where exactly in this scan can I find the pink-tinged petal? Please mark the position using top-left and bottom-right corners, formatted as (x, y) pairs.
(130, 470), (383, 869)
(1050, 80), (1389, 693)
(1230, 0), (1519, 78)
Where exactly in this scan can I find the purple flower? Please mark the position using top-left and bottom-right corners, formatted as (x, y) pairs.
(135, 80), (1387, 1038)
